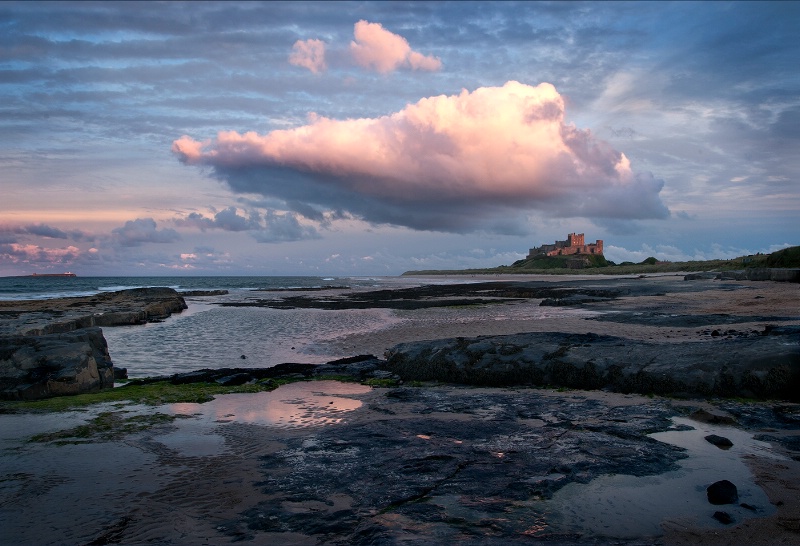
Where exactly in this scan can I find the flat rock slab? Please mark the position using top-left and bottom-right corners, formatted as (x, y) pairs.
(230, 386), (686, 544)
(384, 328), (800, 401)
(0, 287), (188, 336)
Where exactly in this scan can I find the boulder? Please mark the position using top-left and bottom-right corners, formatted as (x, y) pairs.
(0, 327), (114, 400)
(707, 480), (739, 505)
(705, 434), (733, 448)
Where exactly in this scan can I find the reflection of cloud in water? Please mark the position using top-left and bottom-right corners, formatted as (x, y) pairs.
(170, 381), (371, 428)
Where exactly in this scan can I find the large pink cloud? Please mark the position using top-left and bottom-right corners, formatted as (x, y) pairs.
(173, 81), (668, 232)
(349, 20), (441, 73)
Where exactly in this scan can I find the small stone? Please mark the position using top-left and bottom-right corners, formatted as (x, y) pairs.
(705, 434), (733, 448)
(707, 480), (739, 505)
(713, 511), (734, 524)
(240, 354), (247, 359)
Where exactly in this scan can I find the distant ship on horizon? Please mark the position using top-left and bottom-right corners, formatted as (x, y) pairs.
(26, 272), (77, 277)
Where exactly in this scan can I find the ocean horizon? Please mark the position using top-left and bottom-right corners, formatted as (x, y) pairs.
(0, 275), (407, 302)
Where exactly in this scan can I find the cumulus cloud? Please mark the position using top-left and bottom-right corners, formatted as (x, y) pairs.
(175, 207), (319, 243)
(289, 38), (327, 73)
(173, 81), (669, 233)
(176, 207), (262, 232)
(0, 243), (81, 264)
(349, 20), (441, 73)
(111, 218), (180, 247)
(251, 211), (320, 242)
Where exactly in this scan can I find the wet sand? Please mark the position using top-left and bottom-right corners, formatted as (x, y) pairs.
(324, 273), (800, 356)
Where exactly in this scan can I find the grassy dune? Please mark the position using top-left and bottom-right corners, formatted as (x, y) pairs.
(404, 245), (800, 276)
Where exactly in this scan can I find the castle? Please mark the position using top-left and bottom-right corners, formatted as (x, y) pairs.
(527, 233), (604, 259)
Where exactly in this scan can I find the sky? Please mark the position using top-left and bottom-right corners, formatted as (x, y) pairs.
(1, 1), (798, 277)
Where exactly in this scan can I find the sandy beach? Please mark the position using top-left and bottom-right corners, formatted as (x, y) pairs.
(1, 274), (798, 545)
(326, 273), (800, 356)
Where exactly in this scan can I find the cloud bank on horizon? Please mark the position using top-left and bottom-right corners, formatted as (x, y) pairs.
(173, 81), (668, 233)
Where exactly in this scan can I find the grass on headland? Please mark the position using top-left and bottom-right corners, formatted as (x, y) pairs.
(403, 245), (800, 276)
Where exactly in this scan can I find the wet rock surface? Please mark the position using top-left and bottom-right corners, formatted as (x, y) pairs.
(237, 386), (686, 545)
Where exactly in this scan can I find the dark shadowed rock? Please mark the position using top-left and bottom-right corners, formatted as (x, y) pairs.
(0, 327), (114, 400)
(216, 373), (253, 386)
(0, 287), (188, 337)
(705, 434), (734, 448)
(713, 511), (735, 524)
(384, 330), (800, 400)
(707, 480), (739, 505)
(690, 409), (737, 425)
(0, 288), (191, 399)
(179, 290), (229, 296)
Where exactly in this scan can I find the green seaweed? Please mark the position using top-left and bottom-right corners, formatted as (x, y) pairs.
(0, 380), (285, 413)
(28, 411), (180, 444)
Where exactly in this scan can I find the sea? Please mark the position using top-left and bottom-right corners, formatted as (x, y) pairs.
(0, 275), (440, 378)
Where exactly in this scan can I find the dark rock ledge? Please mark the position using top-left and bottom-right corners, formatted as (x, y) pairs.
(0, 288), (188, 400)
(383, 327), (800, 401)
(0, 287), (188, 336)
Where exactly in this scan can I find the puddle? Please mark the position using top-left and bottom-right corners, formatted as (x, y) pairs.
(168, 380), (371, 428)
(545, 416), (779, 539)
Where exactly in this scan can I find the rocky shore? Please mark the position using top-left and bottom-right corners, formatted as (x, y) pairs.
(214, 274), (799, 401)
(1, 274), (799, 544)
(0, 287), (190, 336)
(0, 288), (190, 400)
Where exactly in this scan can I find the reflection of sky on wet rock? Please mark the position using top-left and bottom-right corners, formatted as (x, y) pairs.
(546, 416), (779, 538)
(169, 381), (370, 428)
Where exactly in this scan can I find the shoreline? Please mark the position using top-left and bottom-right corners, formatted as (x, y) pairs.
(0, 275), (798, 544)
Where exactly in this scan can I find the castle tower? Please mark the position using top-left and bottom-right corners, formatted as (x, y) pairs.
(567, 233), (585, 247)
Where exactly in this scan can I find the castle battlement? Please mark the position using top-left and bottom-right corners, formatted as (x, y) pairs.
(527, 233), (603, 259)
